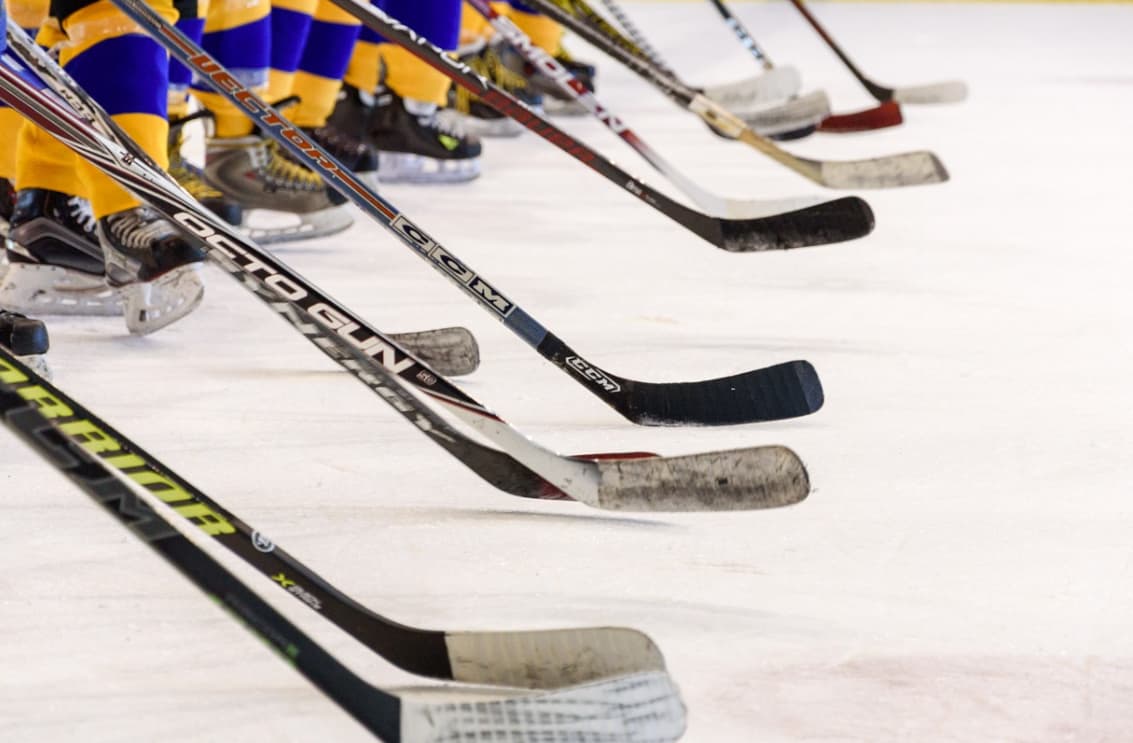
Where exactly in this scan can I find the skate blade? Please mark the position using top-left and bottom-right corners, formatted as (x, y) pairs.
(122, 264), (205, 336)
(243, 206), (355, 245)
(543, 97), (590, 117)
(378, 152), (482, 185)
(0, 263), (123, 316)
(441, 110), (524, 139)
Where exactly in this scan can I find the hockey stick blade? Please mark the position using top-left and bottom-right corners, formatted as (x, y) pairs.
(713, 196), (874, 252)
(390, 327), (479, 377)
(891, 80), (968, 105)
(399, 671), (686, 742)
(581, 358), (824, 426)
(735, 89), (830, 138)
(818, 101), (903, 133)
(701, 67), (803, 109)
(593, 444), (808, 511)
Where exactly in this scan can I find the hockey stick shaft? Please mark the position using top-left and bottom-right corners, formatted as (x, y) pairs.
(0, 325), (659, 686)
(787, 0), (887, 100)
(706, 0), (774, 69)
(465, 0), (865, 226)
(4, 39), (810, 509)
(525, 0), (947, 188)
(594, 0), (677, 75)
(0, 347), (404, 741)
(109, 0), (830, 425)
(0, 41), (577, 501)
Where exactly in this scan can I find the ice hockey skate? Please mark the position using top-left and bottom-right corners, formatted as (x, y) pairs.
(97, 205), (205, 336)
(364, 86), (482, 184)
(203, 132), (353, 244)
(442, 39), (543, 138)
(0, 188), (121, 316)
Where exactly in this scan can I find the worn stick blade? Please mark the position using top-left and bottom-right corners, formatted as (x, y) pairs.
(594, 445), (810, 512)
(717, 196), (875, 251)
(701, 66), (803, 109)
(739, 90), (831, 137)
(818, 101), (904, 133)
(446, 627), (666, 688)
(893, 80), (968, 104)
(390, 326), (480, 377)
(815, 150), (949, 189)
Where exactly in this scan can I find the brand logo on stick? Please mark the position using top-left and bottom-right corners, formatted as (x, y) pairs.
(565, 356), (621, 392)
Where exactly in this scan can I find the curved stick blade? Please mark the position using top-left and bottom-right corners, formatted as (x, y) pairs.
(701, 66), (803, 109)
(609, 359), (825, 426)
(446, 627), (666, 688)
(595, 445), (811, 511)
(717, 196), (875, 251)
(893, 80), (968, 104)
(818, 101), (904, 133)
(816, 150), (949, 189)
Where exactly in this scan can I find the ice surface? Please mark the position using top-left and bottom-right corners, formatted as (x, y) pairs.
(2, 3), (1132, 741)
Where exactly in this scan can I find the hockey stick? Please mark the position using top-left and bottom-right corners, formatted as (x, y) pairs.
(590, 0), (817, 135)
(107, 0), (830, 427)
(0, 25), (476, 379)
(788, 0), (967, 105)
(0, 41), (811, 511)
(468, 0), (871, 222)
(704, 0), (903, 134)
(0, 342), (666, 688)
(308, 1), (859, 250)
(0, 348), (686, 742)
(527, 0), (947, 189)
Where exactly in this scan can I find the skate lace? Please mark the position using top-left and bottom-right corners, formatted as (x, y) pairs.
(412, 103), (468, 140)
(169, 132), (225, 201)
(261, 141), (323, 192)
(456, 45), (531, 112)
(66, 196), (97, 238)
(105, 207), (173, 251)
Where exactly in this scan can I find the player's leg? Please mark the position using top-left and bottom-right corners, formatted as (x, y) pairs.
(333, 0), (482, 183)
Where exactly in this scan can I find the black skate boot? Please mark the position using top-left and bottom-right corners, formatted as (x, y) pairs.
(444, 39), (543, 138)
(0, 309), (50, 378)
(301, 119), (379, 192)
(97, 205), (206, 335)
(1, 188), (120, 316)
(367, 86), (482, 184)
(203, 131), (353, 244)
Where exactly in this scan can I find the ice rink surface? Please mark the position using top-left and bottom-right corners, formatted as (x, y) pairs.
(3, 2), (1132, 740)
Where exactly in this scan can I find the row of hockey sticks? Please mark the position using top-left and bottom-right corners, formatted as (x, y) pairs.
(102, 0), (828, 427)
(701, 0), (904, 133)
(522, 0), (949, 190)
(465, 0), (868, 221)
(1, 23), (810, 510)
(0, 346), (687, 742)
(588, 0), (831, 139)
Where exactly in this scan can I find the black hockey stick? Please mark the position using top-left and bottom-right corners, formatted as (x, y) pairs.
(107, 0), (827, 426)
(0, 348), (686, 741)
(529, 0), (948, 189)
(468, 0), (872, 224)
(704, 0), (904, 133)
(0, 341), (665, 688)
(0, 41), (810, 510)
(787, 0), (967, 105)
